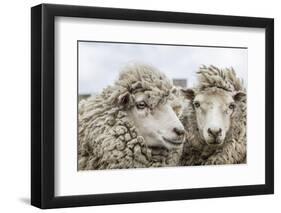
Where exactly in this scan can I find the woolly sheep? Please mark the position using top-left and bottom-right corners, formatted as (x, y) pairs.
(78, 64), (186, 170)
(170, 86), (189, 117)
(180, 65), (247, 165)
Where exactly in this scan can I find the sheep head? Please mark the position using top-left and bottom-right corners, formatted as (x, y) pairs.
(113, 64), (186, 150)
(182, 65), (246, 146)
(182, 87), (245, 146)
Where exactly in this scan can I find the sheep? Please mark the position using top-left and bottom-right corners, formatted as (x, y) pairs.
(78, 64), (186, 170)
(170, 86), (189, 117)
(180, 65), (247, 165)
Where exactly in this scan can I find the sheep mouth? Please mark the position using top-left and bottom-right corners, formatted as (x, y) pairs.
(205, 139), (224, 146)
(162, 137), (183, 146)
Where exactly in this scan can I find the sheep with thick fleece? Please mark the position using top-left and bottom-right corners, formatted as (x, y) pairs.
(78, 64), (186, 170)
(180, 65), (247, 165)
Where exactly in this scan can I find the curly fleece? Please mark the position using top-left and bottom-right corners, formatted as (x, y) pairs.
(180, 65), (247, 165)
(78, 64), (183, 170)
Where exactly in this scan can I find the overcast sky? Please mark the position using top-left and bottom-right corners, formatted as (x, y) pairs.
(78, 42), (247, 95)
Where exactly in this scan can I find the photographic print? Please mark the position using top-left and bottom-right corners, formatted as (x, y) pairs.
(31, 4), (273, 208)
(78, 41), (247, 170)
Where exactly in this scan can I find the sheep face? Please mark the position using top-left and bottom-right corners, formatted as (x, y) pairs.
(127, 92), (185, 150)
(182, 87), (244, 146)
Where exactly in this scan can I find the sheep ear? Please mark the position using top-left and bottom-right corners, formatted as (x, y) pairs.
(233, 91), (246, 102)
(117, 92), (131, 106)
(181, 88), (195, 100)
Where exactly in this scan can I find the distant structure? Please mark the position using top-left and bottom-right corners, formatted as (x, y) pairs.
(79, 79), (188, 103)
(79, 93), (97, 102)
(173, 78), (187, 88)
(79, 94), (91, 102)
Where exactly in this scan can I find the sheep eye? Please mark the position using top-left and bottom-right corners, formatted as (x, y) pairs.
(193, 101), (200, 108)
(136, 101), (147, 109)
(229, 103), (235, 110)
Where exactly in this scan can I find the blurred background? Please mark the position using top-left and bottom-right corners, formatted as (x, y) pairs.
(78, 41), (247, 100)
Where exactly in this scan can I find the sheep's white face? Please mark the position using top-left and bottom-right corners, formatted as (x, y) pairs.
(183, 88), (244, 146)
(128, 93), (186, 150)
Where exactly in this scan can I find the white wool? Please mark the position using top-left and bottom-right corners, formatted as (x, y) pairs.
(180, 65), (247, 165)
(78, 64), (183, 170)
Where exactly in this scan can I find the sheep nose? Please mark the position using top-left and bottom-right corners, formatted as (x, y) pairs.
(208, 128), (222, 138)
(173, 127), (185, 136)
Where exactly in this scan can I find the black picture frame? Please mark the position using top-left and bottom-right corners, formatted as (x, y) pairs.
(31, 3), (274, 209)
